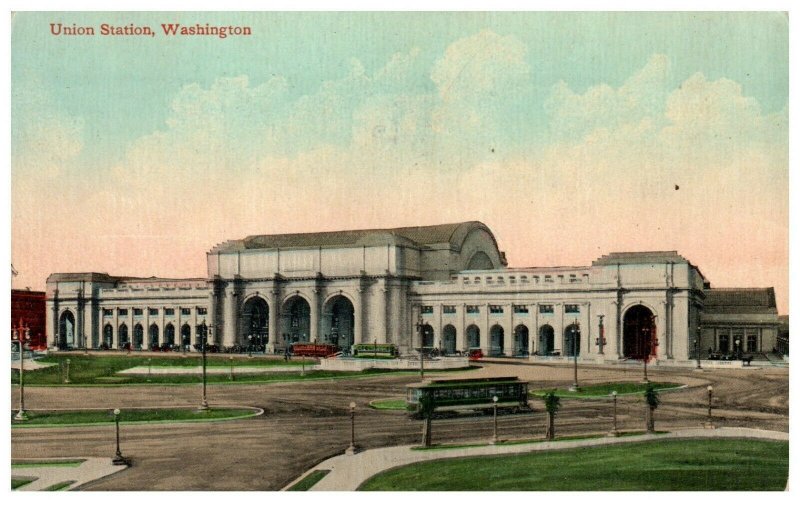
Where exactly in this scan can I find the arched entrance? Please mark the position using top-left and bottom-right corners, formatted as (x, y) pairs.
(466, 325), (480, 350)
(421, 324), (434, 348)
(322, 295), (354, 349)
(564, 323), (581, 357)
(282, 296), (310, 344)
(149, 324), (159, 349)
(133, 324), (144, 350)
(164, 323), (175, 346)
(514, 325), (529, 356)
(538, 325), (554, 355)
(242, 297), (269, 348)
(623, 305), (656, 360)
(118, 324), (129, 349)
(442, 325), (457, 354)
(180, 324), (191, 346)
(490, 325), (504, 356)
(103, 324), (114, 349)
(58, 310), (75, 348)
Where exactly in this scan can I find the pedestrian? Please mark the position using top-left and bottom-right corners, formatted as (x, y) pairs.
(284, 346), (290, 362)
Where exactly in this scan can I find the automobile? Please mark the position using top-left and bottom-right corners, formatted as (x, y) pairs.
(467, 348), (484, 360)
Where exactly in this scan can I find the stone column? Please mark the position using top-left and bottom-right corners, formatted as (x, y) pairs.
(353, 287), (364, 344)
(458, 303), (467, 352)
(268, 288), (280, 354)
(223, 283), (238, 347)
(49, 289), (59, 348)
(310, 288), (320, 343)
(434, 303), (443, 350)
(504, 304), (514, 356)
(76, 289), (84, 349)
(376, 279), (388, 342)
(208, 285), (218, 345)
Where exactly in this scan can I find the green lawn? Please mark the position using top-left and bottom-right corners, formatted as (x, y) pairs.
(359, 439), (788, 491)
(12, 477), (36, 489)
(43, 481), (75, 491)
(11, 407), (257, 426)
(288, 470), (330, 491)
(531, 382), (683, 398)
(12, 459), (85, 468)
(369, 399), (409, 410)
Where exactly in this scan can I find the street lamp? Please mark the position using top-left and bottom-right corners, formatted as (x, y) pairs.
(112, 409), (130, 466)
(14, 325), (29, 421)
(415, 314), (426, 380)
(607, 391), (619, 437)
(595, 314), (606, 354)
(491, 395), (499, 444)
(569, 320), (580, 392)
(64, 358), (71, 384)
(642, 325), (650, 383)
(734, 339), (741, 360)
(199, 323), (209, 410)
(704, 385), (715, 429)
(346, 401), (359, 455)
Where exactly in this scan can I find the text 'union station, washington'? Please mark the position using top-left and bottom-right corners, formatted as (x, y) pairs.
(45, 221), (781, 364)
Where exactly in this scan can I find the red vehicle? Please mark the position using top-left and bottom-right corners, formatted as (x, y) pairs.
(291, 343), (340, 358)
(467, 348), (484, 360)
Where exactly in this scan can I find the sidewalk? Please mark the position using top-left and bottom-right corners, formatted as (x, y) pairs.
(12, 457), (128, 491)
(284, 427), (788, 491)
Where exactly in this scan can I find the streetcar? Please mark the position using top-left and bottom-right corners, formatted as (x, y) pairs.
(406, 376), (529, 418)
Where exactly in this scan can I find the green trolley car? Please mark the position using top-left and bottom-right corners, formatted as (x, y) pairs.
(406, 377), (529, 417)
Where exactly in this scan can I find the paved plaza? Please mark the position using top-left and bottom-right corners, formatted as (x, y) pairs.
(10, 359), (789, 490)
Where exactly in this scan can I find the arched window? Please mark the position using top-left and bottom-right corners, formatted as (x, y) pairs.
(442, 325), (457, 354)
(538, 325), (555, 355)
(103, 324), (114, 349)
(466, 325), (480, 350)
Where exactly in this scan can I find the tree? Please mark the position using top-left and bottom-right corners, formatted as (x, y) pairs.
(419, 393), (435, 447)
(644, 384), (660, 433)
(543, 391), (561, 441)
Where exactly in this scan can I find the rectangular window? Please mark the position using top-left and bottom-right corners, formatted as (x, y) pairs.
(489, 305), (504, 314)
(181, 308), (191, 316)
(747, 334), (758, 352)
(513, 305), (528, 314)
(421, 306), (433, 314)
(443, 305), (456, 314)
(164, 308), (175, 316)
(133, 308), (143, 316)
(102, 308), (113, 317)
(118, 309), (128, 317)
(197, 307), (208, 315)
(718, 334), (730, 352)
(539, 304), (554, 314)
(466, 305), (480, 314)
(148, 308), (159, 316)
(565, 304), (580, 314)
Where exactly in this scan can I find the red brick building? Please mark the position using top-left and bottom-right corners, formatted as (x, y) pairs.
(11, 289), (47, 349)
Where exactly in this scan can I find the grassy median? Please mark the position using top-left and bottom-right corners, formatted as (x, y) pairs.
(531, 382), (683, 398)
(11, 407), (257, 426)
(359, 439), (788, 491)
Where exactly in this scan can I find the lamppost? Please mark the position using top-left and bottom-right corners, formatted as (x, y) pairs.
(734, 338), (741, 360)
(595, 314), (606, 354)
(14, 325), (30, 421)
(695, 325), (702, 370)
(704, 385), (715, 429)
(64, 358), (71, 384)
(607, 390), (619, 437)
(112, 409), (130, 465)
(415, 314), (426, 380)
(569, 319), (580, 392)
(491, 395), (499, 444)
(346, 401), (358, 455)
(199, 322), (209, 410)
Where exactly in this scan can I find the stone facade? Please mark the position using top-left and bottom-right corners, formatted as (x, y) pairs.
(45, 221), (781, 361)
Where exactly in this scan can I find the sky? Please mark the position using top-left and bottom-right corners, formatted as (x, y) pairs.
(10, 11), (789, 312)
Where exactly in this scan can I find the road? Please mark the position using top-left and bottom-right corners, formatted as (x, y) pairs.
(11, 360), (788, 490)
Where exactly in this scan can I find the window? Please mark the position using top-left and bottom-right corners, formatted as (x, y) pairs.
(497, 277), (504, 283)
(513, 305), (528, 314)
(103, 308), (113, 317)
(421, 306), (433, 314)
(565, 304), (580, 314)
(443, 305), (456, 314)
(747, 334), (758, 352)
(164, 308), (175, 316)
(544, 276), (553, 283)
(509, 276), (516, 284)
(118, 309), (128, 317)
(181, 308), (191, 316)
(466, 305), (480, 314)
(462, 277), (470, 284)
(539, 304), (554, 314)
(197, 307), (208, 315)
(719, 334), (730, 352)
(148, 308), (159, 316)
(133, 308), (143, 316)
(489, 305), (504, 314)
(520, 276), (529, 283)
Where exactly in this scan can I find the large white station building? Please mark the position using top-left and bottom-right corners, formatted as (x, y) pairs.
(45, 221), (781, 363)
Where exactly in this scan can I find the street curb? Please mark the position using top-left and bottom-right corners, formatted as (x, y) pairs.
(10, 405), (264, 428)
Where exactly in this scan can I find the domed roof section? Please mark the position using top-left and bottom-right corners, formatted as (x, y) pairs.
(210, 221), (498, 252)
